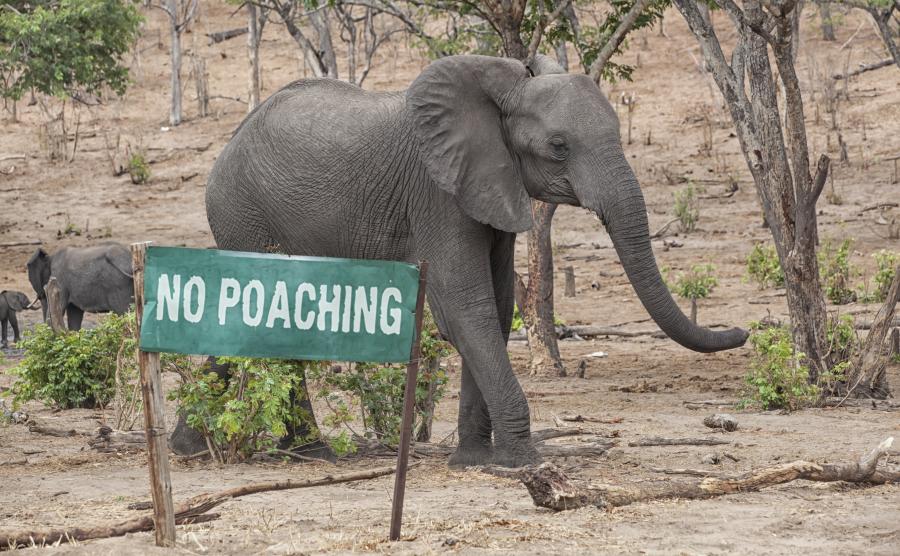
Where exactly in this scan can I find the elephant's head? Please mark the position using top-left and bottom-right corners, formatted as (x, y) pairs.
(1, 290), (32, 311)
(407, 55), (747, 353)
(26, 248), (51, 320)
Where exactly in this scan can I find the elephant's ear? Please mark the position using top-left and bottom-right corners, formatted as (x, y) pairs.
(407, 55), (533, 233)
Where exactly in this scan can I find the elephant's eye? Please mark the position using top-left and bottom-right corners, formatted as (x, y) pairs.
(548, 138), (568, 160)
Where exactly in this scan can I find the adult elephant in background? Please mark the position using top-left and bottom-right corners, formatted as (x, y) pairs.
(201, 54), (748, 467)
(27, 243), (135, 331)
(0, 290), (33, 347)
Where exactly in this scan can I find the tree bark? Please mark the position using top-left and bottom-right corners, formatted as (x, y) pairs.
(247, 3), (261, 112)
(867, 6), (900, 71)
(44, 278), (65, 333)
(846, 265), (899, 398)
(310, 9), (339, 78)
(516, 202), (566, 377)
(820, 3), (836, 41)
(168, 0), (182, 126)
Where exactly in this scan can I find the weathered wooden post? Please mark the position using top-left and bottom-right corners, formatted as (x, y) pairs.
(130, 242), (176, 547)
(564, 266), (576, 298)
(44, 277), (66, 333)
(390, 261), (428, 542)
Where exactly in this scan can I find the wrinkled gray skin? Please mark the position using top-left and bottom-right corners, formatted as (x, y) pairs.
(26, 243), (135, 330)
(0, 290), (32, 347)
(202, 55), (748, 467)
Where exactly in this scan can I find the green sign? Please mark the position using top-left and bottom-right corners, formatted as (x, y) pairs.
(139, 247), (420, 362)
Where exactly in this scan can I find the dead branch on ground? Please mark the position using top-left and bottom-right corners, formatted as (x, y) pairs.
(0, 465), (402, 550)
(516, 438), (897, 511)
(27, 421), (88, 438)
(628, 437), (730, 447)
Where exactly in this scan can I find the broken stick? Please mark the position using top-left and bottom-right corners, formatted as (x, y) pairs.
(628, 437), (730, 447)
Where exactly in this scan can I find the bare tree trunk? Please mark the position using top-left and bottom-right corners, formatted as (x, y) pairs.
(168, 0), (182, 126)
(247, 3), (261, 112)
(191, 55), (209, 118)
(555, 41), (569, 71)
(516, 202), (566, 377)
(867, 6), (900, 71)
(846, 266), (899, 397)
(673, 0), (831, 384)
(310, 9), (339, 78)
(820, 3), (836, 41)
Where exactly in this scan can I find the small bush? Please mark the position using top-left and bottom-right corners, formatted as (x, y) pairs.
(127, 151), (150, 184)
(740, 323), (820, 410)
(10, 313), (139, 409)
(172, 357), (311, 463)
(667, 264), (718, 300)
(307, 309), (453, 447)
(746, 243), (785, 289)
(870, 250), (898, 303)
(818, 238), (856, 304)
(673, 182), (701, 233)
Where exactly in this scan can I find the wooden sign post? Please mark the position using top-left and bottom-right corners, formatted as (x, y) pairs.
(389, 261), (428, 542)
(131, 242), (176, 547)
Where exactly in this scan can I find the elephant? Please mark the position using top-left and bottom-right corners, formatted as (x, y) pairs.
(198, 54), (748, 467)
(0, 290), (33, 348)
(26, 243), (135, 331)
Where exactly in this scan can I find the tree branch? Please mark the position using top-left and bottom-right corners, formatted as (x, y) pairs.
(589, 0), (652, 83)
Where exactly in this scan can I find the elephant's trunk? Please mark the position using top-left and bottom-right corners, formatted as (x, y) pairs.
(582, 157), (748, 353)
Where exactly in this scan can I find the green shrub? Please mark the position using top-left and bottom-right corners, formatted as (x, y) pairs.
(870, 250), (898, 303)
(818, 238), (856, 304)
(667, 264), (718, 300)
(10, 313), (138, 409)
(171, 357), (311, 463)
(306, 308), (453, 447)
(128, 151), (150, 184)
(746, 243), (785, 289)
(740, 323), (820, 410)
(673, 182), (701, 233)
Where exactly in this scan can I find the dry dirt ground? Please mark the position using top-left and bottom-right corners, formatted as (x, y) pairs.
(2, 4), (899, 554)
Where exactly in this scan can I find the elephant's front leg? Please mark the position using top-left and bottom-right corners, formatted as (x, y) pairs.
(421, 233), (539, 468)
(1, 319), (8, 348)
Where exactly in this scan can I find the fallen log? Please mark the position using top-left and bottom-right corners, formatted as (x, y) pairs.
(88, 426), (149, 452)
(537, 441), (615, 458)
(558, 414), (624, 425)
(0, 458), (27, 467)
(531, 428), (588, 442)
(0, 465), (402, 550)
(647, 467), (722, 477)
(628, 437), (730, 447)
(833, 58), (893, 80)
(703, 414), (738, 432)
(206, 27), (248, 44)
(27, 421), (87, 438)
(517, 438), (897, 511)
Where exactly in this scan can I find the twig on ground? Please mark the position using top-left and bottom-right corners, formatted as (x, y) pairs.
(628, 437), (731, 447)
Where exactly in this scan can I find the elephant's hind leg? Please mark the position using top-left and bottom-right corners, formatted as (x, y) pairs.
(66, 305), (84, 331)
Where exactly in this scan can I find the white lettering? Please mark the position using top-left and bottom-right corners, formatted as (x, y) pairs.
(266, 281), (291, 329)
(156, 274), (181, 322)
(353, 286), (378, 334)
(218, 278), (240, 325)
(317, 285), (341, 332)
(341, 285), (353, 333)
(380, 287), (402, 335)
(294, 283), (316, 330)
(183, 276), (205, 323)
(242, 280), (265, 327)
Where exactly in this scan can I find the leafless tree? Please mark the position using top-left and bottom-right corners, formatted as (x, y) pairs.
(153, 0), (199, 125)
(834, 0), (900, 70)
(247, 3), (269, 111)
(671, 0), (897, 396)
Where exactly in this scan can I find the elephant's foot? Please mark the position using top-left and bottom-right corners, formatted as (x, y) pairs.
(448, 441), (494, 468)
(491, 443), (541, 468)
(169, 414), (208, 456)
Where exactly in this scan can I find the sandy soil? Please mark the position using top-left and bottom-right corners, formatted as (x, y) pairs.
(1, 3), (899, 554)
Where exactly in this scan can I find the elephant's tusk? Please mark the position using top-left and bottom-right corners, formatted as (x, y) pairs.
(26, 298), (41, 310)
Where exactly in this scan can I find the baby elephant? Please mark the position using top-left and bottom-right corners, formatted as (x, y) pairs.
(0, 290), (33, 348)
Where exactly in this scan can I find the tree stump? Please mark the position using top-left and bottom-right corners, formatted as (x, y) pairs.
(564, 266), (576, 297)
(44, 277), (66, 333)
